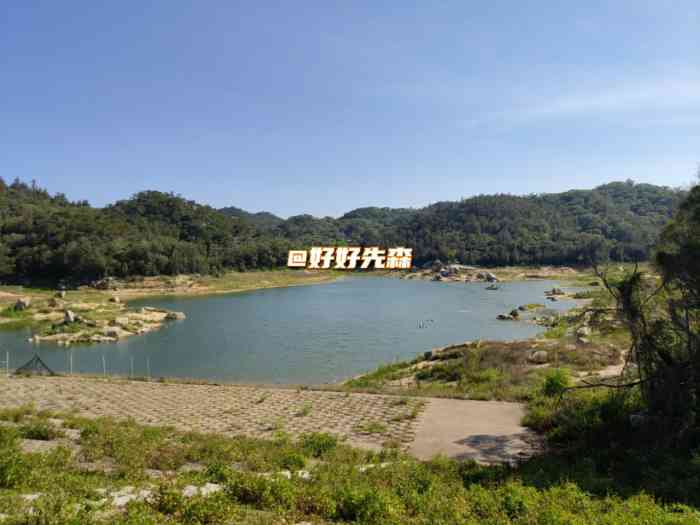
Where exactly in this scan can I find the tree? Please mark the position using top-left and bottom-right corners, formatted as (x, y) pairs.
(592, 185), (700, 444)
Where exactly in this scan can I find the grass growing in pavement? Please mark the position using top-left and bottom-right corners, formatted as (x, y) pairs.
(0, 406), (697, 524)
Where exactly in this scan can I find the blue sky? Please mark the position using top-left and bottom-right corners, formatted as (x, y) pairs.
(2, 2), (699, 217)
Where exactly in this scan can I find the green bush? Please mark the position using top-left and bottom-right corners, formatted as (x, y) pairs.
(415, 362), (463, 382)
(300, 432), (338, 458)
(542, 368), (571, 397)
(0, 426), (28, 488)
(19, 420), (63, 441)
(225, 471), (297, 510)
(336, 484), (404, 524)
(182, 492), (233, 524)
(278, 450), (306, 471)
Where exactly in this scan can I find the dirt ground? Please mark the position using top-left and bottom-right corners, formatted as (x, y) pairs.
(0, 376), (535, 463)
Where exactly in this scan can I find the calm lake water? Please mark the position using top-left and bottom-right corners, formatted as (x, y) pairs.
(0, 277), (577, 385)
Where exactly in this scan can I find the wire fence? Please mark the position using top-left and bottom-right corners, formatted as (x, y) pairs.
(1, 347), (154, 380)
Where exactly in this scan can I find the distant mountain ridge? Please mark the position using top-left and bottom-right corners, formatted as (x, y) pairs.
(0, 177), (687, 282)
(223, 180), (685, 265)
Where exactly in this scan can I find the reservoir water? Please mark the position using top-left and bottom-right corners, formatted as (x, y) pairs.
(0, 277), (577, 384)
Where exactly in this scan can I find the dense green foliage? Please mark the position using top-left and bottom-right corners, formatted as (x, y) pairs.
(1, 407), (698, 524)
(0, 178), (293, 282)
(261, 180), (682, 265)
(0, 177), (684, 283)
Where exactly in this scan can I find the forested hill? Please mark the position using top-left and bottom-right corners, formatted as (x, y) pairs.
(0, 177), (686, 283)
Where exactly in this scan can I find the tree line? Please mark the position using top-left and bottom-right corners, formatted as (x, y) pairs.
(0, 176), (686, 283)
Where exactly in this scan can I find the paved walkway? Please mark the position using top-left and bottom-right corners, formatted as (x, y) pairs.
(0, 376), (537, 463)
(409, 398), (539, 464)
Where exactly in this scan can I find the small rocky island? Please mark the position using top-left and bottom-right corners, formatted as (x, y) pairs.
(8, 293), (186, 346)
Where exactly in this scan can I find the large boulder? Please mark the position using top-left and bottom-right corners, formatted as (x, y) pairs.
(109, 296), (120, 304)
(55, 290), (66, 299)
(576, 326), (591, 338)
(14, 298), (31, 311)
(102, 327), (121, 338)
(528, 350), (549, 364)
(93, 277), (119, 291)
(64, 310), (76, 324)
(165, 311), (186, 321)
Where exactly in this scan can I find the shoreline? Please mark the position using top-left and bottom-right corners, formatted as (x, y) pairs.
(0, 264), (604, 355)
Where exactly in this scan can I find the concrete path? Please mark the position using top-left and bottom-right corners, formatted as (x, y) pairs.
(409, 398), (539, 464)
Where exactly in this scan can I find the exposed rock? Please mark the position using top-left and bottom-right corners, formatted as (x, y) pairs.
(545, 287), (565, 296)
(111, 486), (152, 507)
(181, 483), (222, 498)
(546, 296), (558, 302)
(102, 327), (122, 338)
(182, 485), (199, 498)
(93, 277), (119, 291)
(56, 290), (66, 299)
(528, 350), (549, 364)
(109, 296), (120, 303)
(199, 483), (222, 496)
(14, 297), (31, 311)
(509, 309), (520, 319)
(576, 326), (592, 338)
(165, 311), (186, 321)
(178, 462), (205, 473)
(64, 310), (76, 324)
(497, 314), (511, 321)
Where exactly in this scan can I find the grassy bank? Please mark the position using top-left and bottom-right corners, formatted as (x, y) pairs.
(0, 406), (697, 524)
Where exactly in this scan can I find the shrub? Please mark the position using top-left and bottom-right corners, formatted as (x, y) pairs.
(182, 492), (232, 524)
(225, 471), (297, 510)
(0, 426), (28, 488)
(336, 484), (403, 524)
(300, 432), (338, 458)
(19, 420), (63, 441)
(278, 450), (306, 471)
(542, 368), (571, 397)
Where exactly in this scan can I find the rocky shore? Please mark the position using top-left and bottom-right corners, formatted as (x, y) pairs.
(5, 294), (186, 346)
(398, 260), (581, 284)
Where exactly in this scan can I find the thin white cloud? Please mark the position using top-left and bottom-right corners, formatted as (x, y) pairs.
(484, 73), (700, 125)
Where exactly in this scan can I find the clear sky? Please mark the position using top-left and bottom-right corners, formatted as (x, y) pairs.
(2, 2), (699, 217)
